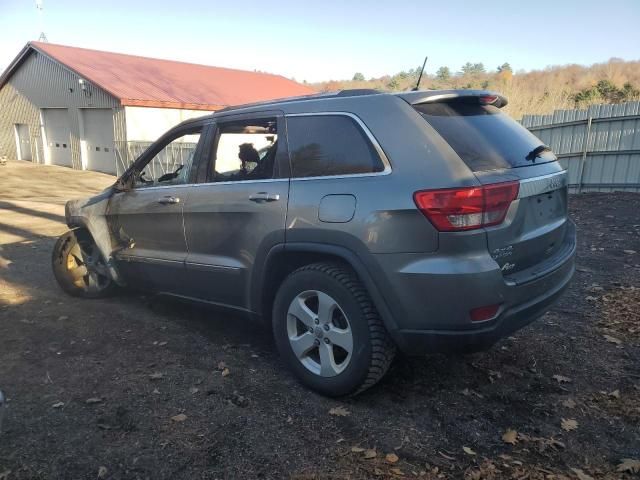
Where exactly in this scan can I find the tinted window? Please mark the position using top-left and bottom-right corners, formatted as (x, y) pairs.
(415, 103), (557, 172)
(287, 115), (384, 178)
(210, 118), (279, 182)
(134, 127), (202, 188)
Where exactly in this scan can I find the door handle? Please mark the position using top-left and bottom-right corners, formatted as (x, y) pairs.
(157, 196), (180, 205)
(249, 192), (280, 203)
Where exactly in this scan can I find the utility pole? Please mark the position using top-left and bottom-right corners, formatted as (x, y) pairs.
(36, 0), (48, 42)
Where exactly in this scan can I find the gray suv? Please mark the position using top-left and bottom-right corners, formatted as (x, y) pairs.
(53, 89), (576, 396)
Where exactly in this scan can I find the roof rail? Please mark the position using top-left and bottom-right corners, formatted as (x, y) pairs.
(216, 88), (383, 114)
(336, 89), (381, 97)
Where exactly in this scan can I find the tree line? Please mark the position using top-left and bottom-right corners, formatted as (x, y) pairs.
(314, 59), (640, 119)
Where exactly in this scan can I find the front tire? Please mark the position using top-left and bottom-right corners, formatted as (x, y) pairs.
(52, 229), (115, 298)
(272, 262), (396, 397)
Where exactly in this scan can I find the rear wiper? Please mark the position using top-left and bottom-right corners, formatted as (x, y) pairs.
(526, 145), (552, 162)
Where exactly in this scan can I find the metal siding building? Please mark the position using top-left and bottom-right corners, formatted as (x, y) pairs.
(0, 42), (316, 175)
(0, 49), (123, 172)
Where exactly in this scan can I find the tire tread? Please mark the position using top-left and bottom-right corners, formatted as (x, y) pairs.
(288, 262), (396, 395)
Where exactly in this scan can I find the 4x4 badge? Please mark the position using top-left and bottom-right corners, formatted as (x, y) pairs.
(548, 176), (563, 190)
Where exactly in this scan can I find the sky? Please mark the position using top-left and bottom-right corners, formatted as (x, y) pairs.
(1, 0), (639, 83)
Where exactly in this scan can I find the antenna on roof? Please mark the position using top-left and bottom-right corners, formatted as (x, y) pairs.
(35, 0), (48, 42)
(412, 56), (428, 91)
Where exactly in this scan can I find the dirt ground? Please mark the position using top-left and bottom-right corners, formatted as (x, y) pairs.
(0, 160), (639, 480)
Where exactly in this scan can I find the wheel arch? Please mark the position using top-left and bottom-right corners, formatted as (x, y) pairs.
(252, 242), (399, 335)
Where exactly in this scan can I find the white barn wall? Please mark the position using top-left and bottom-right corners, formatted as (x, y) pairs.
(124, 106), (212, 141)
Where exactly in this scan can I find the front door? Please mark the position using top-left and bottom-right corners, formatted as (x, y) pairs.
(107, 121), (210, 292)
(181, 112), (290, 310)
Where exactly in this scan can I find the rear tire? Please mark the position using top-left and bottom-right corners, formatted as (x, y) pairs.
(272, 262), (396, 397)
(52, 229), (115, 298)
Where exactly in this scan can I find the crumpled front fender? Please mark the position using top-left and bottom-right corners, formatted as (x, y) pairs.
(65, 187), (125, 286)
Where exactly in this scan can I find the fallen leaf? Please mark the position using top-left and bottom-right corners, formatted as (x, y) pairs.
(152, 388), (160, 395)
(221, 368), (230, 377)
(189, 387), (199, 394)
(149, 372), (164, 380)
(329, 406), (350, 417)
(463, 446), (477, 456)
(363, 449), (377, 459)
(52, 402), (64, 408)
(502, 429), (518, 445)
(561, 418), (578, 431)
(553, 374), (572, 383)
(617, 458), (640, 473)
(571, 468), (594, 480)
(609, 389), (620, 399)
(386, 453), (399, 463)
(171, 413), (187, 422)
(351, 446), (365, 453)
(85, 397), (102, 405)
(373, 467), (384, 476)
(97, 466), (108, 479)
(562, 398), (577, 408)
(158, 341), (167, 346)
(604, 334), (623, 345)
(438, 451), (455, 461)
(389, 468), (404, 476)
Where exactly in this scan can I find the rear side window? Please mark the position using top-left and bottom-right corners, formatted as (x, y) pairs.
(414, 103), (557, 172)
(286, 115), (385, 178)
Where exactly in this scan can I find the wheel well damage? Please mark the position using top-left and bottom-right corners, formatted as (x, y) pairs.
(65, 187), (124, 286)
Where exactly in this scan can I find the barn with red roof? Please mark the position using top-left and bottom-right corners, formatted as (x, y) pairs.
(0, 41), (315, 174)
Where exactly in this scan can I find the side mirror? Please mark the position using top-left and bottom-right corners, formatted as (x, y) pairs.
(113, 177), (132, 193)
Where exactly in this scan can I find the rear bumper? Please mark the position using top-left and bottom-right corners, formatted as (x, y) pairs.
(377, 221), (576, 354)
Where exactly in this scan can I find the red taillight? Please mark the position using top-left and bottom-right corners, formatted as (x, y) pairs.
(470, 304), (501, 322)
(413, 181), (519, 232)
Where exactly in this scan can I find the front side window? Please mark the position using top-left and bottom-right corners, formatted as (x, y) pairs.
(210, 118), (279, 182)
(286, 115), (385, 178)
(133, 127), (202, 188)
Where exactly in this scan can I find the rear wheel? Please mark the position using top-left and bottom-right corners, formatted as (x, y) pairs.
(272, 262), (396, 396)
(51, 229), (115, 298)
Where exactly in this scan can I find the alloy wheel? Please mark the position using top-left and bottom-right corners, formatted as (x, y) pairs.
(286, 290), (353, 377)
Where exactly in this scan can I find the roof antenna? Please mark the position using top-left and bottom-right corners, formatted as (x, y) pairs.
(412, 56), (428, 91)
(36, 0), (48, 42)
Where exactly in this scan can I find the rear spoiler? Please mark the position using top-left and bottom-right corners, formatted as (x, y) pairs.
(396, 90), (508, 108)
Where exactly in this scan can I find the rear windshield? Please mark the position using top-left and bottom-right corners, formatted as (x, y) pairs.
(414, 102), (557, 172)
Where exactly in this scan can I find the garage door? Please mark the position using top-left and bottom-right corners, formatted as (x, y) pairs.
(82, 109), (115, 174)
(42, 108), (72, 167)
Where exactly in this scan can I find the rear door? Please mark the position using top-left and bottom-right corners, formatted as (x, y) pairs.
(107, 120), (210, 292)
(415, 100), (570, 279)
(181, 111), (290, 309)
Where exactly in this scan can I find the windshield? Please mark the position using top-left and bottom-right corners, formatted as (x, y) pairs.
(415, 102), (557, 172)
